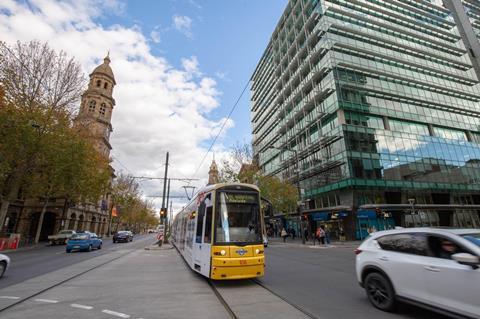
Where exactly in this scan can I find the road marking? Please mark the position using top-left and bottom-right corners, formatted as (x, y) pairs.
(0, 296), (20, 300)
(102, 309), (130, 318)
(71, 303), (93, 310)
(34, 299), (59, 303)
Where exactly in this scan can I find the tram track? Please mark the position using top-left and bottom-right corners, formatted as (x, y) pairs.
(207, 279), (239, 319)
(0, 246), (139, 313)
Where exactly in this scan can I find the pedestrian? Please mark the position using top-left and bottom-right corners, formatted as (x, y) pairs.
(339, 228), (346, 242)
(304, 228), (309, 241)
(324, 226), (331, 245)
(291, 228), (296, 239)
(316, 227), (325, 245)
(281, 228), (288, 243)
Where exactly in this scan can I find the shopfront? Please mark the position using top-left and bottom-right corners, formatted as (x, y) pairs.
(356, 210), (395, 240)
(311, 211), (349, 240)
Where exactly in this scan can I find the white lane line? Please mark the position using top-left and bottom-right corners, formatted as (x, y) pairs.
(71, 303), (93, 310)
(34, 299), (59, 303)
(102, 309), (130, 318)
(0, 296), (20, 300)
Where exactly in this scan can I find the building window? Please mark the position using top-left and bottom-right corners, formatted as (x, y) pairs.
(104, 82), (108, 89)
(88, 100), (96, 112)
(100, 103), (106, 116)
(96, 80), (101, 87)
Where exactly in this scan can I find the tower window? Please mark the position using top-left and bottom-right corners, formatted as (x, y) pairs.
(104, 82), (108, 89)
(89, 100), (96, 112)
(96, 80), (101, 87)
(100, 103), (106, 116)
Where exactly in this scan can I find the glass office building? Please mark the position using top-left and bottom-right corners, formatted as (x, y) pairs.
(251, 0), (480, 239)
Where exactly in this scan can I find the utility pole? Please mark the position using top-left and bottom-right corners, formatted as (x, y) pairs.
(160, 152), (169, 225)
(165, 178), (170, 230)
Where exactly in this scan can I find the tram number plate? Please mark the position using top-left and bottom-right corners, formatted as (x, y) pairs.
(239, 260), (247, 265)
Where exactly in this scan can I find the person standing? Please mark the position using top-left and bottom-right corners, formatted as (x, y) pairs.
(324, 226), (331, 245)
(316, 227), (325, 245)
(281, 228), (288, 243)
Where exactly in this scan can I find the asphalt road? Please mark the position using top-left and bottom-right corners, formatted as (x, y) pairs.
(259, 243), (450, 319)
(0, 234), (156, 290)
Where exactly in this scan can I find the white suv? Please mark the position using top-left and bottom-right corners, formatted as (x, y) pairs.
(355, 228), (480, 318)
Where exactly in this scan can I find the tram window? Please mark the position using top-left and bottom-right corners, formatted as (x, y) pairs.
(196, 203), (205, 243)
(204, 206), (213, 243)
(215, 191), (262, 243)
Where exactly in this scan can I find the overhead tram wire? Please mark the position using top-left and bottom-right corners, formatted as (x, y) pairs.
(192, 79), (250, 178)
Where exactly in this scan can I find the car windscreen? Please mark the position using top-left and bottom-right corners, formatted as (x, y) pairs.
(462, 233), (480, 247)
(117, 231), (129, 235)
(70, 234), (89, 240)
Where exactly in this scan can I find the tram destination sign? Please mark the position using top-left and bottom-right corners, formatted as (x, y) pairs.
(224, 193), (257, 204)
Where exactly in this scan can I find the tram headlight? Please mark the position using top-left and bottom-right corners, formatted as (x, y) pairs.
(255, 249), (260, 254)
(220, 250), (226, 256)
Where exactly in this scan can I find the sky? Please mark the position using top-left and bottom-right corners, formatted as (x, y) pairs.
(0, 0), (288, 212)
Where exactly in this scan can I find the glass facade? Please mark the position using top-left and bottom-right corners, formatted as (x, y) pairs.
(251, 0), (480, 238)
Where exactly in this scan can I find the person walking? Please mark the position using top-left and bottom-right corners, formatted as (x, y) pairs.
(281, 228), (288, 243)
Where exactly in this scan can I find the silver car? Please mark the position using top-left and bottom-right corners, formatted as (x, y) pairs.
(0, 253), (11, 278)
(355, 228), (480, 318)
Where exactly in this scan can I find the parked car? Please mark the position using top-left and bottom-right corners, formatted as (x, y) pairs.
(0, 254), (11, 278)
(147, 229), (157, 233)
(48, 230), (76, 245)
(113, 231), (133, 243)
(66, 232), (102, 253)
(356, 228), (480, 318)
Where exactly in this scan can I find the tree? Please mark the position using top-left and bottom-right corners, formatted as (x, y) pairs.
(110, 173), (159, 232)
(219, 142), (298, 215)
(0, 40), (103, 234)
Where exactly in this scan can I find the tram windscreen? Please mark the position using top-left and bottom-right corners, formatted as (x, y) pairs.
(215, 191), (262, 244)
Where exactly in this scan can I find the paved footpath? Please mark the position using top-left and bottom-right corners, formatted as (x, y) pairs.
(0, 244), (309, 319)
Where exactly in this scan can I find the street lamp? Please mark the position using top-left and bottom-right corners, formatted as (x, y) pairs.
(268, 145), (306, 244)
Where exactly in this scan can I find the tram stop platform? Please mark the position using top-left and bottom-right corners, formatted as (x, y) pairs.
(0, 244), (309, 319)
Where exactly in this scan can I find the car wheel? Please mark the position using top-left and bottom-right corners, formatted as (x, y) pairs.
(364, 272), (396, 311)
(98, 244), (102, 250)
(87, 245), (92, 252)
(66, 249), (71, 253)
(113, 240), (116, 243)
(0, 261), (6, 278)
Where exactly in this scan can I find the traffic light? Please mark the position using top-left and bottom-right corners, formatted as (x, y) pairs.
(160, 208), (166, 218)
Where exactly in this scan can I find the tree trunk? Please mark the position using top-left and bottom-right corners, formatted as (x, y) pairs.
(0, 200), (10, 235)
(34, 198), (49, 244)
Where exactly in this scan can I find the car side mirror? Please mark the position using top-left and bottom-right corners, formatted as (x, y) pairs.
(452, 253), (479, 269)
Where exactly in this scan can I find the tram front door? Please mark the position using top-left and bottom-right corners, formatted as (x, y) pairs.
(193, 195), (213, 277)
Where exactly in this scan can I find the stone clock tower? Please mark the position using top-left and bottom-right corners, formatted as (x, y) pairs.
(75, 53), (116, 158)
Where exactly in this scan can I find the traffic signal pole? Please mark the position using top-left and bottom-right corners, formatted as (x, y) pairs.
(160, 152), (169, 244)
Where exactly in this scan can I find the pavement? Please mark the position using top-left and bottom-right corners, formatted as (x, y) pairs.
(0, 239), (310, 319)
(268, 236), (361, 249)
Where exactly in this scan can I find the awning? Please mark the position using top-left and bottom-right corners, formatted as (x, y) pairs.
(311, 212), (330, 221)
(356, 210), (377, 219)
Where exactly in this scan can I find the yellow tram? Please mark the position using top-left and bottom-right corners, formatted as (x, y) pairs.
(171, 183), (265, 280)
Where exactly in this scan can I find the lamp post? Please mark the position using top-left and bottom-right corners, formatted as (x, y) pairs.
(268, 146), (306, 244)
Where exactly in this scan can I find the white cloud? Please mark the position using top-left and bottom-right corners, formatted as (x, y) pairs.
(0, 0), (233, 210)
(172, 14), (192, 38)
(150, 30), (161, 43)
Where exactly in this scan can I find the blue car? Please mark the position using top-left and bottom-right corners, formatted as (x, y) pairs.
(66, 232), (102, 253)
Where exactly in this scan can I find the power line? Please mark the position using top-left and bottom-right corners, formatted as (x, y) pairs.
(111, 153), (134, 175)
(193, 79), (250, 177)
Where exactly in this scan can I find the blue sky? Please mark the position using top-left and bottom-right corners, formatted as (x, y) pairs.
(107, 0), (288, 147)
(0, 0), (287, 210)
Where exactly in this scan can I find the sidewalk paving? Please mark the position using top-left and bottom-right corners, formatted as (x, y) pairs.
(268, 237), (361, 249)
